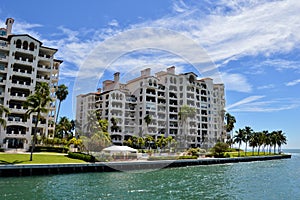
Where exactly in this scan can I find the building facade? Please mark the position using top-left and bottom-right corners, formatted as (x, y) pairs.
(0, 18), (62, 150)
(77, 66), (225, 149)
(76, 92), (100, 134)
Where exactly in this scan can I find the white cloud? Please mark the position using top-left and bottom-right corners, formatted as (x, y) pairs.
(220, 72), (252, 92)
(227, 97), (300, 112)
(108, 19), (119, 27)
(226, 95), (265, 110)
(257, 84), (275, 90)
(286, 79), (300, 86)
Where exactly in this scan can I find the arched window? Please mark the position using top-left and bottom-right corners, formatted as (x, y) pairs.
(23, 41), (28, 50)
(149, 79), (152, 86)
(29, 42), (34, 51)
(16, 39), (21, 48)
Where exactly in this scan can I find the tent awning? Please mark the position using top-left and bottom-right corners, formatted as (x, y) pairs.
(102, 145), (138, 153)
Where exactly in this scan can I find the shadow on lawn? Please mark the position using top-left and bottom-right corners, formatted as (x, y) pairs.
(0, 159), (29, 164)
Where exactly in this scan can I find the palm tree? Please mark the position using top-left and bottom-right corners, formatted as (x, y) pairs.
(137, 137), (145, 149)
(24, 82), (52, 161)
(84, 111), (99, 137)
(110, 117), (119, 132)
(249, 132), (258, 156)
(262, 130), (269, 155)
(225, 113), (236, 148)
(178, 105), (196, 149)
(55, 84), (68, 124)
(270, 131), (279, 154)
(233, 129), (244, 157)
(144, 135), (154, 150)
(243, 126), (253, 156)
(0, 104), (10, 127)
(144, 114), (152, 135)
(56, 116), (72, 139)
(257, 132), (266, 155)
(276, 130), (287, 153)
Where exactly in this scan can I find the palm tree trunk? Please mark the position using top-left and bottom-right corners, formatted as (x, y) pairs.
(55, 101), (61, 124)
(30, 112), (40, 161)
(238, 142), (241, 157)
(245, 143), (248, 156)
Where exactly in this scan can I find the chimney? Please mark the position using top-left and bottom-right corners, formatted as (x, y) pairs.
(114, 72), (120, 82)
(5, 18), (14, 35)
(167, 66), (175, 74)
(141, 68), (151, 77)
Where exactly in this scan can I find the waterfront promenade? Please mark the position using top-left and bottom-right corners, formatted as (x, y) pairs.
(0, 154), (291, 177)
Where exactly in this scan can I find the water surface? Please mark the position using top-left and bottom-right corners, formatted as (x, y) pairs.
(1, 149), (299, 199)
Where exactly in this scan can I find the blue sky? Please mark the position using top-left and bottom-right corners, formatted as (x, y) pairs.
(1, 0), (299, 148)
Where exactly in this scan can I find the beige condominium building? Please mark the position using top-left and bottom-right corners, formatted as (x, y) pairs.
(0, 18), (62, 150)
(77, 66), (225, 149)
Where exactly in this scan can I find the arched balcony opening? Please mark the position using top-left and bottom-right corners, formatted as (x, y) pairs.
(29, 42), (34, 51)
(16, 39), (22, 48)
(23, 41), (28, 50)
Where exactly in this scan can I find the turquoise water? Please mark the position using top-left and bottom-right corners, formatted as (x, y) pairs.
(0, 149), (299, 199)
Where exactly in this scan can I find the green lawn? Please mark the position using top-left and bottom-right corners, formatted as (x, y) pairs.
(0, 153), (86, 164)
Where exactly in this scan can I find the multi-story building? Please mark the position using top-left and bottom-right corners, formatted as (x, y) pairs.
(76, 91), (100, 134)
(0, 18), (62, 150)
(77, 66), (225, 149)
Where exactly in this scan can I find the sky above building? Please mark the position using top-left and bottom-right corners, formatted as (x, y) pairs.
(1, 0), (299, 148)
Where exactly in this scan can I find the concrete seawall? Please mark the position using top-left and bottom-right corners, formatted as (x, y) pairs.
(0, 154), (291, 177)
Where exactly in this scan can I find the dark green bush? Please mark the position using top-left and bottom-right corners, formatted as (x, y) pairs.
(68, 152), (97, 162)
(148, 156), (179, 161)
(29, 146), (69, 153)
(178, 155), (198, 159)
(0, 148), (4, 152)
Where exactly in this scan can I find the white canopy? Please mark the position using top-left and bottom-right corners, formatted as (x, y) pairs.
(102, 145), (138, 153)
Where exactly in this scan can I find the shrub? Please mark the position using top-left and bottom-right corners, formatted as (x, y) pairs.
(29, 146), (69, 153)
(0, 148), (4, 152)
(68, 152), (97, 162)
(178, 155), (198, 159)
(148, 156), (179, 161)
(211, 142), (229, 158)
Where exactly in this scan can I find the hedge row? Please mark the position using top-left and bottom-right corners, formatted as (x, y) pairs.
(178, 155), (198, 159)
(68, 152), (97, 162)
(148, 156), (179, 161)
(29, 146), (69, 153)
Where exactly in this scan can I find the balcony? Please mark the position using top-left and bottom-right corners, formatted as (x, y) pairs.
(36, 75), (50, 82)
(11, 80), (31, 89)
(9, 105), (26, 113)
(10, 93), (28, 100)
(38, 53), (52, 60)
(13, 68), (32, 77)
(37, 64), (51, 71)
(0, 55), (8, 62)
(14, 56), (33, 64)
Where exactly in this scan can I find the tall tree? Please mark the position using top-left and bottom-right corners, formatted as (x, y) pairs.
(276, 130), (287, 153)
(243, 126), (253, 156)
(225, 113), (236, 147)
(178, 105), (196, 148)
(257, 132), (266, 155)
(24, 82), (52, 161)
(55, 84), (68, 124)
(233, 129), (245, 157)
(0, 104), (10, 127)
(56, 116), (72, 139)
(143, 114), (152, 135)
(270, 131), (279, 154)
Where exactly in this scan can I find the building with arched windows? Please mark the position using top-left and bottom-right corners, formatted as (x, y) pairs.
(0, 18), (62, 150)
(77, 66), (225, 149)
